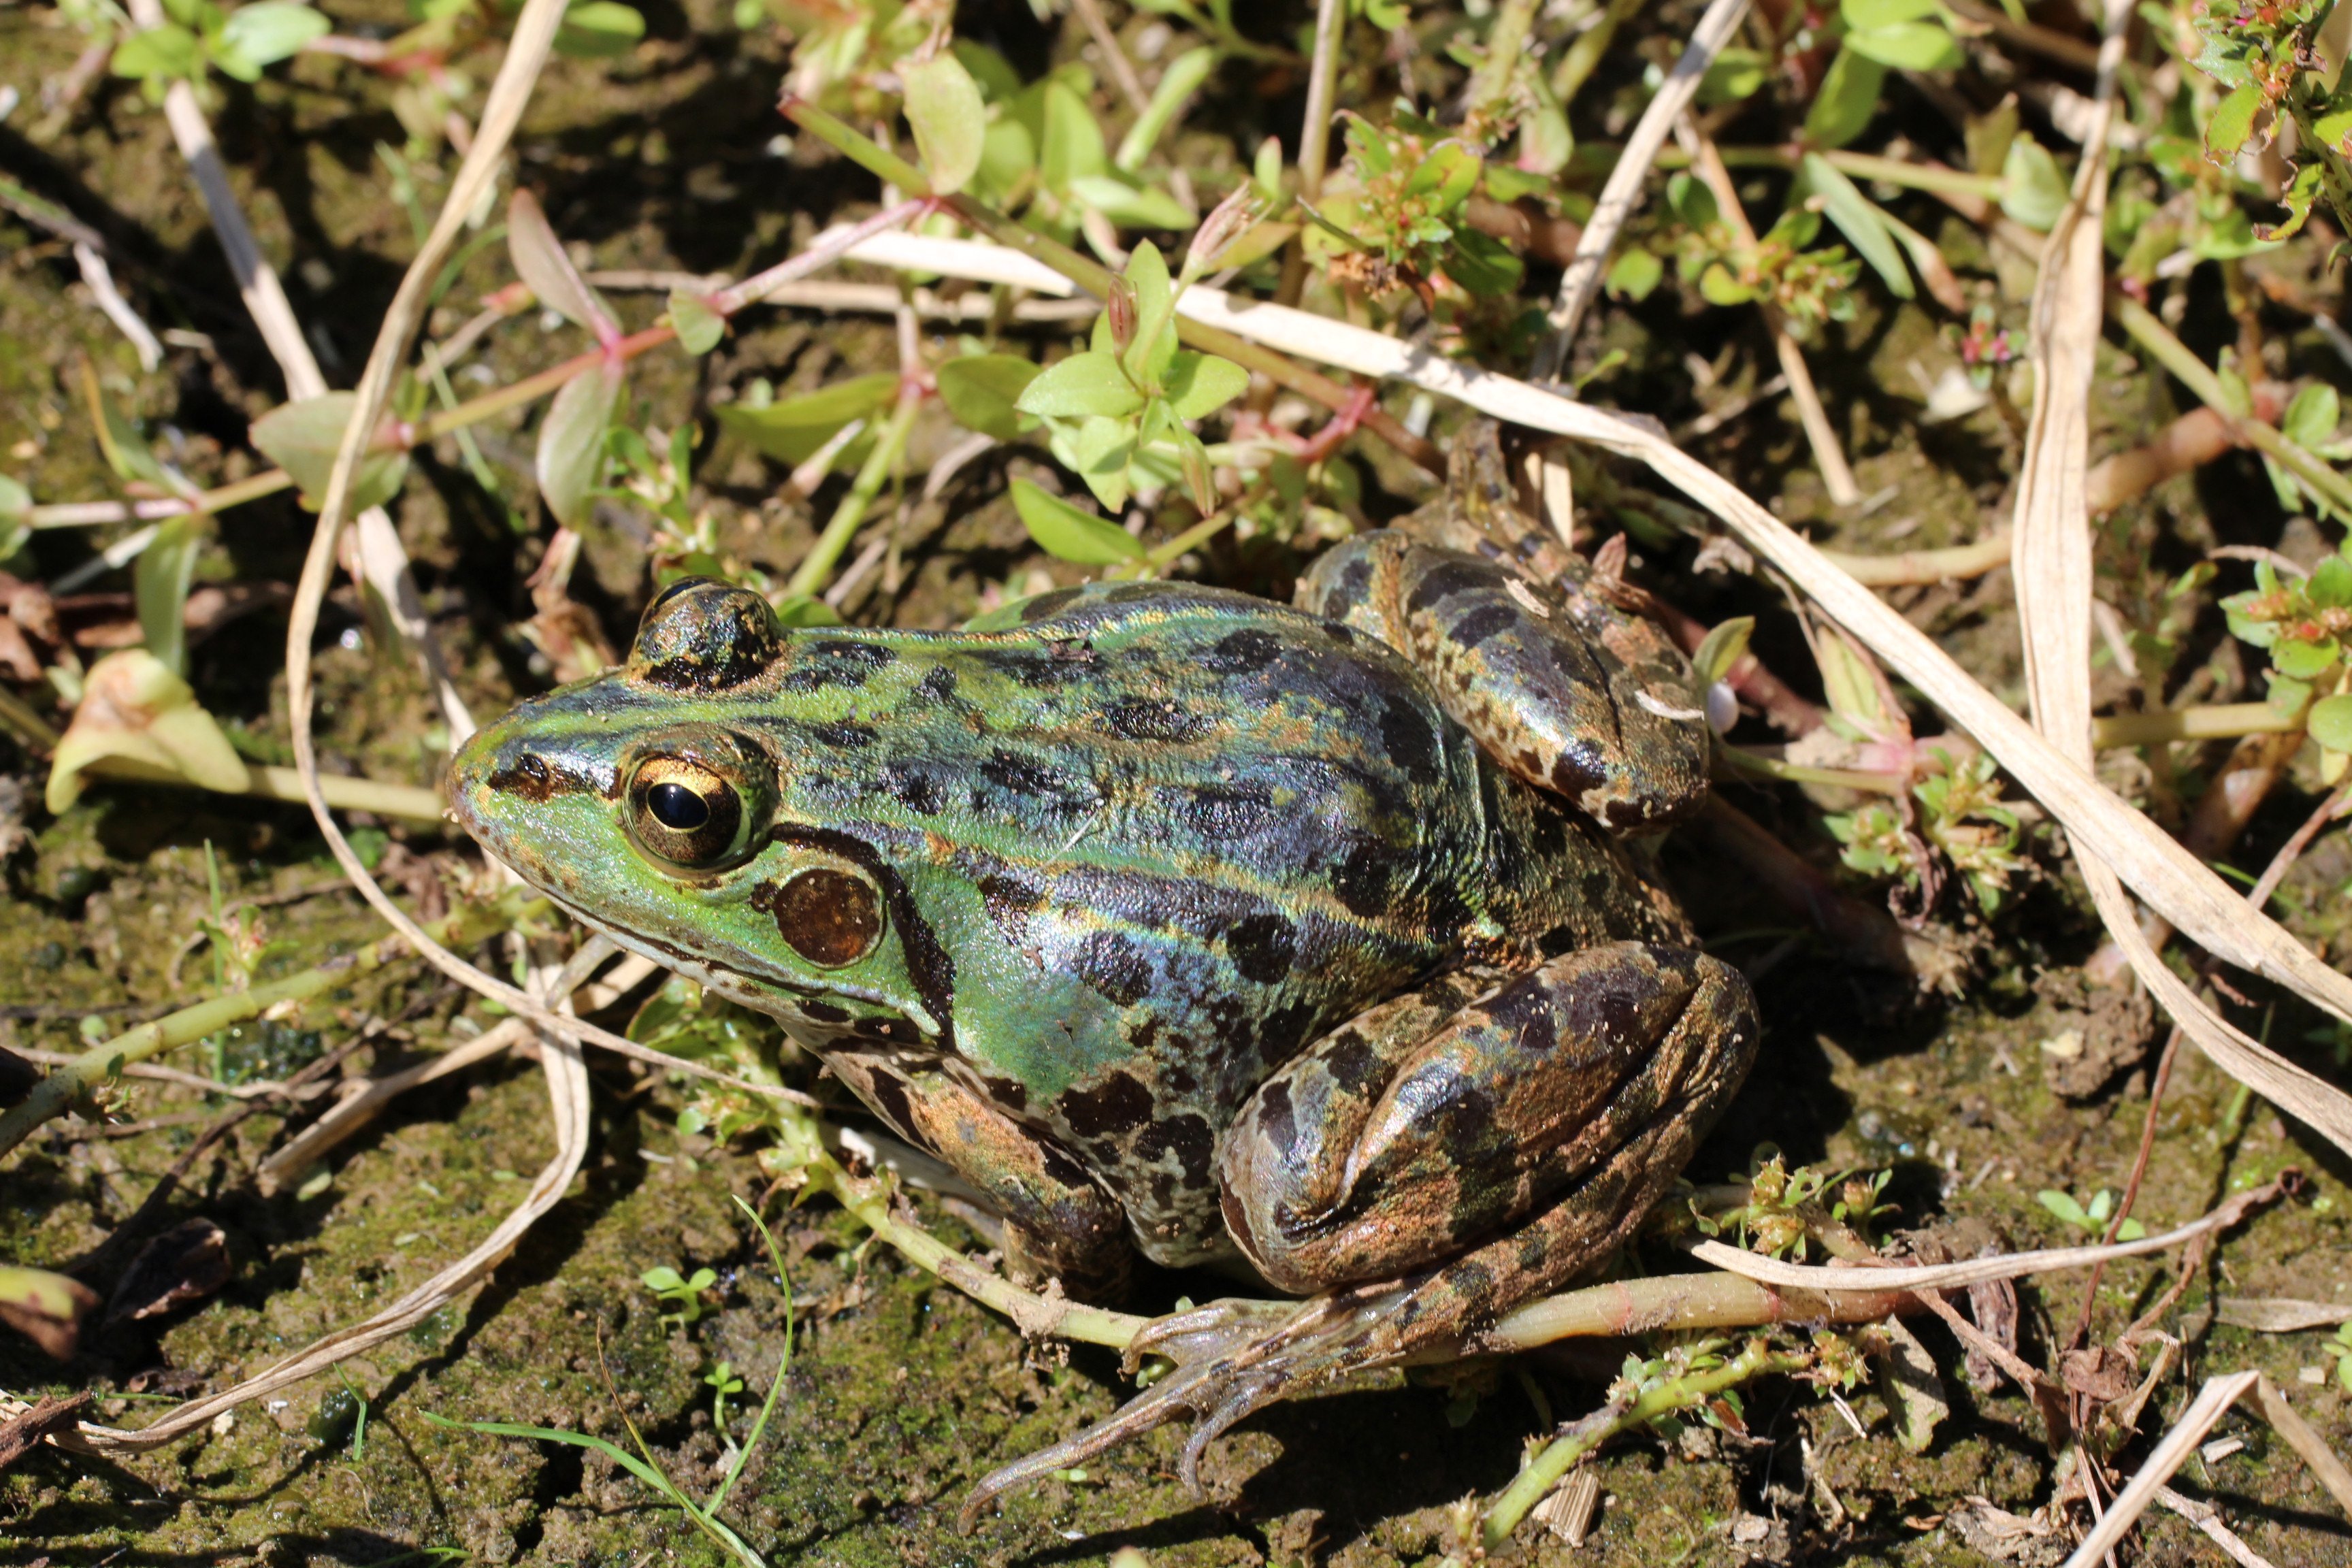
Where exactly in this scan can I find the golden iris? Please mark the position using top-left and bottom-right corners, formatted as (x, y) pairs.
(627, 756), (747, 868)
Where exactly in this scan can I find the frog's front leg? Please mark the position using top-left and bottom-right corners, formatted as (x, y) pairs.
(823, 1051), (1135, 1304)
(958, 944), (1757, 1524)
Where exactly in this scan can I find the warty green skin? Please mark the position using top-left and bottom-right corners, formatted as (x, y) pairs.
(448, 576), (1689, 1273)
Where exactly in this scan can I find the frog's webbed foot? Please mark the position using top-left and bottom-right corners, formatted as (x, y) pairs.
(956, 1283), (1424, 1531)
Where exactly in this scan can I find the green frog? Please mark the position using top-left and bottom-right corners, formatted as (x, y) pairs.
(446, 421), (1759, 1522)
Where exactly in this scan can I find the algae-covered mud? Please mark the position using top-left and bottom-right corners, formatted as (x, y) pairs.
(7, 0), (2352, 1561)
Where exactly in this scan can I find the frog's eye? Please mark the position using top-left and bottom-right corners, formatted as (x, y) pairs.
(627, 756), (751, 868)
(768, 865), (884, 967)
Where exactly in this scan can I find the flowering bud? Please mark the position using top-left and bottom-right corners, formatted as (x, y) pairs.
(1184, 184), (1268, 281)
(1107, 278), (1138, 355)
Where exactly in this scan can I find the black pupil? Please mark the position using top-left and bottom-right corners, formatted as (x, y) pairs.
(647, 781), (711, 831)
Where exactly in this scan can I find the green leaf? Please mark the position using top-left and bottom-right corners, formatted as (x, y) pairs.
(553, 0), (643, 57)
(934, 353), (1040, 440)
(1445, 228), (1524, 296)
(1699, 263), (1754, 306)
(1692, 616), (1755, 687)
(1162, 352), (1250, 421)
(1403, 142), (1481, 214)
(2205, 82), (2267, 163)
(216, 2), (329, 69)
(1842, 0), (1942, 28)
(2310, 693), (2352, 753)
(1844, 20), (1962, 70)
(1667, 172), (1720, 231)
(2036, 1190), (2093, 1230)
(1068, 174), (1195, 229)
(82, 365), (170, 491)
(1800, 152), (1914, 299)
(951, 38), (1024, 101)
(1009, 478), (1143, 564)
(2285, 383), (2341, 451)
(136, 515), (204, 678)
(772, 594), (842, 628)
(1805, 47), (1887, 152)
(713, 373), (895, 463)
(0, 474), (30, 561)
(1122, 240), (1176, 383)
(2309, 553), (2352, 608)
(1116, 46), (1215, 172)
(506, 189), (615, 338)
(1063, 415), (1136, 510)
(2272, 635), (2341, 680)
(1040, 79), (1109, 194)
(536, 359), (624, 529)
(1999, 134), (2068, 232)
(248, 392), (410, 512)
(1016, 351), (1144, 419)
(902, 54), (987, 195)
(1605, 247), (1664, 301)
(110, 25), (203, 81)
(1698, 48), (1769, 106)
(668, 291), (725, 355)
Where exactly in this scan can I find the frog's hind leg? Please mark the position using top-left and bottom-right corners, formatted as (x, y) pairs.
(957, 943), (1757, 1527)
(1298, 532), (1712, 830)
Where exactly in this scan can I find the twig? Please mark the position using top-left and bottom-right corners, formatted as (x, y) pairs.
(2153, 1486), (2279, 1568)
(1273, 0), (1348, 312)
(2088, 702), (2301, 747)
(1531, 0), (1751, 379)
(71, 244), (162, 371)
(1690, 1177), (2288, 1291)
(1820, 532), (2012, 586)
(1484, 1339), (1806, 1545)
(1069, 0), (1151, 118)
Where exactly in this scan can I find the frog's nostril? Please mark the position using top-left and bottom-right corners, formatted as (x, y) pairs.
(485, 749), (565, 802)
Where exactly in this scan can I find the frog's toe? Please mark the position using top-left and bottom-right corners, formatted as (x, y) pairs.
(957, 1284), (1416, 1532)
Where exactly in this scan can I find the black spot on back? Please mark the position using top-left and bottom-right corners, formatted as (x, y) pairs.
(1225, 912), (1298, 984)
(1333, 837), (1401, 919)
(880, 762), (946, 814)
(781, 640), (896, 692)
(1075, 929), (1153, 1007)
(1447, 602), (1519, 652)
(1377, 694), (1441, 784)
(1060, 1070), (1156, 1137)
(1017, 586), (1086, 622)
(1102, 697), (1211, 743)
(1183, 783), (1277, 840)
(1203, 628), (1281, 674)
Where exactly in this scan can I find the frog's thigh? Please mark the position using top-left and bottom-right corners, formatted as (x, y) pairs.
(1296, 534), (1710, 830)
(1218, 943), (1758, 1296)
(831, 1054), (1134, 1303)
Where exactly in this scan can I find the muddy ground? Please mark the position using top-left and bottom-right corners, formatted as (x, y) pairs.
(5, 0), (2352, 1563)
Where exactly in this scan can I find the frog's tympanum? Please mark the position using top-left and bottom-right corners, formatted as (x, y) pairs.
(448, 421), (1759, 1523)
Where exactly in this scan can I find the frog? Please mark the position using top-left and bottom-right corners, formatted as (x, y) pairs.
(444, 420), (1760, 1524)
